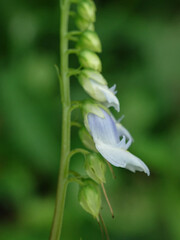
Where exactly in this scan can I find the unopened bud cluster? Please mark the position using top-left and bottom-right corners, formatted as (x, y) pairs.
(74, 0), (119, 114)
(75, 0), (102, 72)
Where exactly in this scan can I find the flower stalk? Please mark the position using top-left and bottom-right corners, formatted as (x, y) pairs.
(101, 183), (114, 219)
(50, 0), (71, 239)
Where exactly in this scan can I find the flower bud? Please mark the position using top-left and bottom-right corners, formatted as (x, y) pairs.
(79, 127), (97, 152)
(78, 70), (120, 111)
(77, 30), (101, 53)
(77, 0), (96, 23)
(78, 50), (102, 72)
(78, 70), (108, 102)
(78, 179), (101, 219)
(85, 153), (106, 184)
(75, 15), (95, 31)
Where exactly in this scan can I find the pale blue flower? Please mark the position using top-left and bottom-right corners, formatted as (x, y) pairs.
(87, 109), (150, 175)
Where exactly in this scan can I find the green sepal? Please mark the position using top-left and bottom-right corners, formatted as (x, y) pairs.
(79, 69), (107, 85)
(79, 127), (97, 152)
(85, 153), (106, 184)
(82, 100), (104, 130)
(78, 179), (101, 220)
(96, 102), (112, 116)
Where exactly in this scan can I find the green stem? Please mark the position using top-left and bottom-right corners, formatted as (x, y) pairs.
(68, 148), (89, 160)
(66, 48), (80, 55)
(71, 121), (82, 128)
(70, 102), (82, 112)
(50, 0), (71, 239)
(66, 30), (82, 37)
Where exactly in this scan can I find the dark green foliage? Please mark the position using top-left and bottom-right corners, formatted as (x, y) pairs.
(0, 0), (180, 239)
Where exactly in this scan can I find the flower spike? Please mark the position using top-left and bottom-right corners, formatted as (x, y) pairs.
(52, 0), (151, 237)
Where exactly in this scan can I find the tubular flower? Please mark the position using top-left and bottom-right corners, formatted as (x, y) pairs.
(79, 70), (120, 111)
(87, 109), (150, 175)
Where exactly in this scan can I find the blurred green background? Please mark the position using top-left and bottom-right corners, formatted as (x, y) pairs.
(0, 0), (180, 239)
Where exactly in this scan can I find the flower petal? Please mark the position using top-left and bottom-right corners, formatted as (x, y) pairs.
(88, 109), (119, 145)
(95, 140), (150, 176)
(116, 122), (133, 149)
(109, 84), (117, 94)
(110, 114), (133, 150)
(90, 80), (120, 112)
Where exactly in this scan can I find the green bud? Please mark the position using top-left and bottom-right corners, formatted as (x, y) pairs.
(85, 153), (106, 184)
(78, 70), (107, 102)
(77, 30), (101, 53)
(78, 50), (102, 72)
(78, 179), (101, 219)
(75, 15), (95, 31)
(79, 127), (97, 152)
(82, 100), (104, 130)
(77, 0), (96, 22)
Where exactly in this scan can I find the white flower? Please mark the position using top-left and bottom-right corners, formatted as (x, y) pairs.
(87, 109), (150, 175)
(78, 70), (120, 112)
